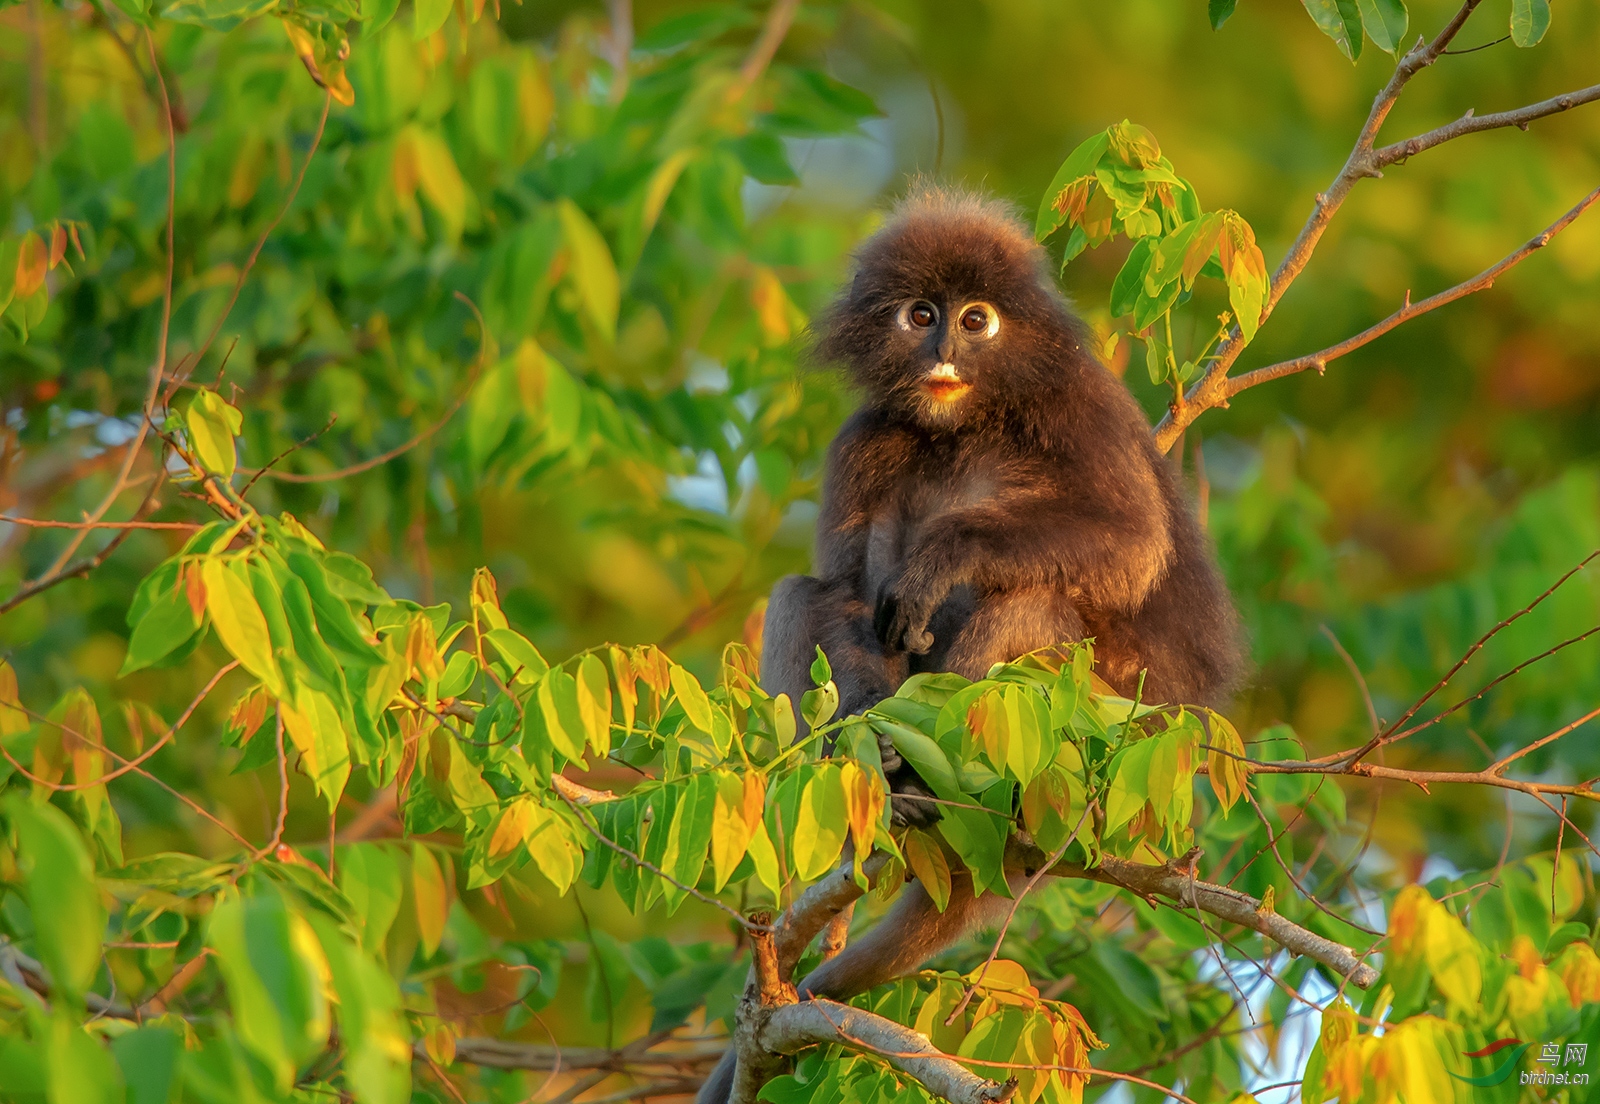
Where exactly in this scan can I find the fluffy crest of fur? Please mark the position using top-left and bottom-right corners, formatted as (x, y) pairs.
(814, 185), (1087, 425)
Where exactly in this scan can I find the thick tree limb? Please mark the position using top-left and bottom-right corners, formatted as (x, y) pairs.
(1043, 852), (1380, 989)
(761, 1000), (1016, 1104)
(774, 850), (892, 978)
(1222, 186), (1600, 399)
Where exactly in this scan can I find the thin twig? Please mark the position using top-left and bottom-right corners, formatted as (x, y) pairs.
(1220, 188), (1600, 402)
(172, 92), (333, 398)
(239, 292), (491, 484)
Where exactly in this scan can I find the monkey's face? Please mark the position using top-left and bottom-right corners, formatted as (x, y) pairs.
(817, 189), (1073, 431)
(892, 297), (1002, 421)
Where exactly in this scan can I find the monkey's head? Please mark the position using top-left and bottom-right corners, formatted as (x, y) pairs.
(817, 187), (1077, 428)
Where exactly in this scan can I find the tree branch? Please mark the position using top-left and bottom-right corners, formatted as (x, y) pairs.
(761, 1000), (1016, 1104)
(1042, 851), (1380, 989)
(1150, 0), (1600, 451)
(1221, 186), (1600, 399)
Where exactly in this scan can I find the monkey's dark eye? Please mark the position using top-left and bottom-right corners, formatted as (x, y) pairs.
(960, 306), (993, 334)
(908, 302), (937, 328)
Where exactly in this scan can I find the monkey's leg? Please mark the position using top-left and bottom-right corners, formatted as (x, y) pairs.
(944, 586), (1085, 681)
(796, 874), (1011, 1001)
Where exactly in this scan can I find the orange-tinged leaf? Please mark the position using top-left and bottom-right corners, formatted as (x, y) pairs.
(0, 659), (28, 737)
(182, 560), (208, 621)
(488, 798), (534, 862)
(413, 843), (451, 957)
(48, 226), (67, 269)
(226, 685), (273, 747)
(14, 232), (46, 298)
(749, 266), (793, 346)
(903, 828), (951, 912)
(1205, 710), (1249, 813)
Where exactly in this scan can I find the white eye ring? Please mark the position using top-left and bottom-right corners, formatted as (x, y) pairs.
(957, 302), (1000, 338)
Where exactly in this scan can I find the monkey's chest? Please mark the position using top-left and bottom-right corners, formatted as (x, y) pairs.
(863, 470), (997, 583)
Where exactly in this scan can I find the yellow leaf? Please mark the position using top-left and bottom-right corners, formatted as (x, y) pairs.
(488, 798), (534, 862)
(1557, 942), (1600, 1005)
(792, 767), (848, 882)
(395, 125), (468, 242)
(470, 567), (509, 631)
(838, 760), (884, 857)
(640, 149), (693, 243)
(203, 557), (281, 695)
(576, 653), (612, 758)
(186, 390), (243, 478)
(745, 819), (781, 901)
(14, 231), (46, 298)
(749, 265), (793, 346)
(0, 659), (28, 737)
(709, 769), (755, 892)
(556, 198), (620, 339)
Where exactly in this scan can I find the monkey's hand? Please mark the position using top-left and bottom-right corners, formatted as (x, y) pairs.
(873, 577), (936, 655)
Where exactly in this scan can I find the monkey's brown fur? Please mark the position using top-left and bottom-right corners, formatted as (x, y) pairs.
(696, 188), (1243, 1104)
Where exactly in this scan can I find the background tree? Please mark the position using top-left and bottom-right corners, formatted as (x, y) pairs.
(0, 1), (1598, 1102)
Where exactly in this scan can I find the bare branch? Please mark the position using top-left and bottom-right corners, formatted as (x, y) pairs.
(1044, 851), (1380, 989)
(449, 1036), (726, 1072)
(240, 292), (491, 484)
(1374, 84), (1600, 168)
(1222, 186), (1600, 399)
(761, 1000), (1017, 1104)
(733, 0), (799, 94)
(1, 517), (201, 531)
(1149, 0), (1600, 450)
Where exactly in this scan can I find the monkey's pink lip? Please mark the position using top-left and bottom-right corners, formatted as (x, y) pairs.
(923, 379), (971, 403)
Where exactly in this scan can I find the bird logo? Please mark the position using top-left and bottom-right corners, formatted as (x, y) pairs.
(1452, 1038), (1532, 1087)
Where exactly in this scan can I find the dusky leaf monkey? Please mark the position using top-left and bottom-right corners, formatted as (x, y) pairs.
(697, 188), (1242, 1103)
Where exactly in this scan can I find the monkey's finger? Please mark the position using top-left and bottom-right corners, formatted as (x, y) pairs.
(904, 627), (934, 655)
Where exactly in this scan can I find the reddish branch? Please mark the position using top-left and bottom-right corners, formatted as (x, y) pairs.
(1153, 0), (1600, 450)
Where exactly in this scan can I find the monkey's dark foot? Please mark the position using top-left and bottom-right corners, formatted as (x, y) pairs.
(874, 727), (905, 774)
(888, 776), (942, 828)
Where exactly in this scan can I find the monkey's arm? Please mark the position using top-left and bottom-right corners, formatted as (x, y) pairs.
(813, 412), (915, 585)
(878, 456), (1172, 653)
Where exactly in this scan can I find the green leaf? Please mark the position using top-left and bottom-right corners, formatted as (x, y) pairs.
(337, 842), (404, 954)
(184, 390), (243, 478)
(1036, 130), (1111, 242)
(206, 891), (331, 1090)
(538, 668), (588, 761)
(874, 719), (960, 800)
(305, 912), (411, 1104)
(111, 1026), (180, 1104)
(281, 686), (351, 812)
(1208, 0), (1238, 29)
(1510, 0), (1550, 46)
(204, 556), (282, 695)
(8, 798), (104, 1001)
(46, 1015), (125, 1104)
(1109, 237), (1154, 318)
(792, 766), (848, 881)
(1104, 737), (1157, 834)
(808, 646), (832, 686)
(1356, 0), (1407, 53)
(120, 574), (201, 676)
(1301, 0), (1363, 60)
(484, 627), (549, 683)
(439, 650), (479, 699)
(413, 0), (450, 39)
(557, 199), (620, 340)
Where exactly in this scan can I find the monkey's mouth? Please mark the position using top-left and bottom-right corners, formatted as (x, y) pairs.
(922, 364), (970, 404)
